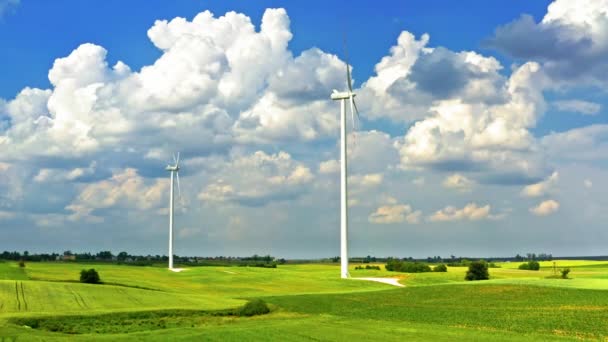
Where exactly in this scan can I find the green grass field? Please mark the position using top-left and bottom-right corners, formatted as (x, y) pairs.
(1, 260), (607, 341)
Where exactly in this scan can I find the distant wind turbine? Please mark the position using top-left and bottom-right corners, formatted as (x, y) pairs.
(166, 152), (182, 270)
(331, 47), (361, 279)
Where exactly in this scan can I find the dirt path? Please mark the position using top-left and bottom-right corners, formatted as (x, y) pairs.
(353, 277), (404, 287)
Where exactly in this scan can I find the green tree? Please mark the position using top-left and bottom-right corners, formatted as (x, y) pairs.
(518, 261), (540, 270)
(433, 264), (447, 272)
(96, 251), (113, 260)
(80, 269), (101, 284)
(465, 260), (489, 281)
(117, 251), (129, 261)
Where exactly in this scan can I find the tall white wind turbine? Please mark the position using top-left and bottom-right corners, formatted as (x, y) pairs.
(331, 52), (361, 279)
(166, 152), (182, 270)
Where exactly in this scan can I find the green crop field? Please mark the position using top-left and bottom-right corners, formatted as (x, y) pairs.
(1, 260), (608, 341)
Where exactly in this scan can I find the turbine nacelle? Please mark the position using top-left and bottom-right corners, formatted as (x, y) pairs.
(331, 90), (355, 101)
(166, 165), (180, 172)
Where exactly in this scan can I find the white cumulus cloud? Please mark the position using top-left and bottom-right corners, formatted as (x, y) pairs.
(553, 100), (601, 115)
(369, 204), (421, 224)
(199, 150), (313, 206)
(529, 199), (560, 216)
(428, 203), (495, 222)
(521, 171), (559, 197)
(443, 173), (474, 191)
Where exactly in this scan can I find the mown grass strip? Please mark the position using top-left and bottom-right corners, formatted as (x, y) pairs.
(14, 282), (20, 311)
(19, 282), (27, 311)
(28, 277), (162, 292)
(8, 299), (271, 334)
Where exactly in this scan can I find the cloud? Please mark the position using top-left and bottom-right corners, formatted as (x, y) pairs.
(369, 204), (421, 224)
(34, 162), (97, 183)
(0, 210), (15, 220)
(199, 150), (313, 206)
(486, 0), (608, 88)
(318, 159), (339, 174)
(443, 173), (474, 191)
(0, 0), (19, 18)
(392, 57), (550, 186)
(349, 173), (383, 187)
(584, 179), (593, 188)
(66, 168), (168, 222)
(542, 124), (608, 162)
(428, 203), (496, 222)
(30, 213), (68, 228)
(553, 100), (601, 115)
(0, 8), (348, 167)
(521, 171), (559, 197)
(347, 130), (399, 174)
(360, 32), (507, 123)
(529, 199), (560, 216)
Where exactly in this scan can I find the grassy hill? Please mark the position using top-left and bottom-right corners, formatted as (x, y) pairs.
(1, 260), (607, 341)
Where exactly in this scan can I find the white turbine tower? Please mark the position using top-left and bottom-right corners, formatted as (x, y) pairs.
(331, 51), (361, 279)
(166, 153), (182, 270)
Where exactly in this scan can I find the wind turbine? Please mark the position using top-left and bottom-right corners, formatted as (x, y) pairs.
(166, 152), (182, 270)
(331, 51), (361, 279)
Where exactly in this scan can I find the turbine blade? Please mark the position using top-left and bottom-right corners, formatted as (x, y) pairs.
(349, 95), (358, 150)
(349, 96), (356, 130)
(343, 33), (353, 92)
(172, 153), (177, 165)
(176, 152), (180, 166)
(347, 64), (353, 93)
(353, 98), (361, 128)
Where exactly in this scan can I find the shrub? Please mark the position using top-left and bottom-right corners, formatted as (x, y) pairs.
(518, 261), (540, 270)
(433, 264), (447, 272)
(465, 260), (489, 281)
(237, 299), (270, 317)
(561, 268), (571, 279)
(447, 259), (472, 267)
(356, 265), (381, 270)
(385, 259), (432, 273)
(18, 260), (26, 268)
(80, 269), (101, 284)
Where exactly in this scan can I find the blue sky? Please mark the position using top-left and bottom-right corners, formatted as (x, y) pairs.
(0, 0), (607, 258)
(0, 0), (553, 97)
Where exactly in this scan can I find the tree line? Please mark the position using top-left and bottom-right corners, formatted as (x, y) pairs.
(0, 250), (284, 267)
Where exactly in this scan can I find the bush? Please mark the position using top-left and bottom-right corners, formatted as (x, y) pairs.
(18, 260), (26, 268)
(465, 260), (489, 281)
(518, 261), (540, 270)
(561, 268), (571, 279)
(385, 259), (432, 273)
(433, 264), (447, 272)
(356, 265), (381, 270)
(447, 259), (472, 267)
(237, 299), (270, 317)
(80, 269), (101, 284)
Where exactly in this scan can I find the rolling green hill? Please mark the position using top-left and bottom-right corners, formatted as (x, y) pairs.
(0, 260), (607, 341)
